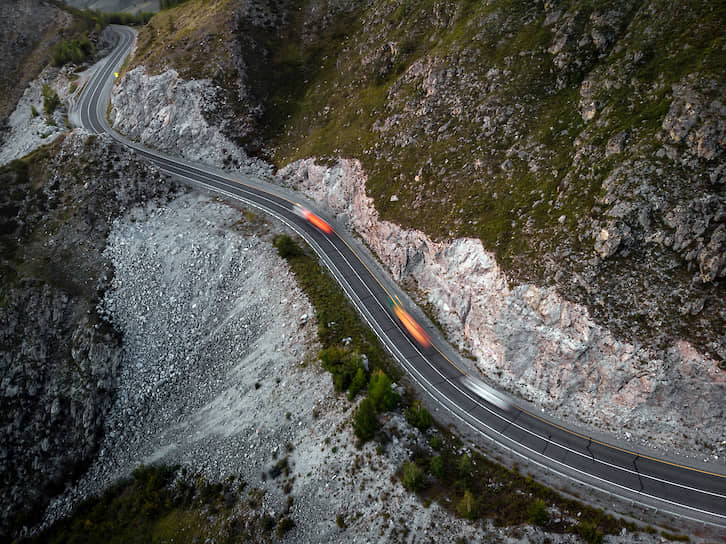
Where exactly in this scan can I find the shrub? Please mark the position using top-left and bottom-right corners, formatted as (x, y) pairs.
(273, 234), (303, 258)
(352, 398), (378, 441)
(429, 455), (444, 478)
(336, 513), (346, 529)
(320, 346), (364, 392)
(51, 36), (94, 67)
(402, 461), (426, 491)
(428, 434), (443, 449)
(347, 366), (367, 400)
(405, 401), (432, 430)
(456, 490), (477, 519)
(276, 516), (295, 537)
(528, 499), (548, 526)
(368, 369), (398, 411)
(261, 514), (276, 531)
(575, 521), (604, 544)
(30, 105), (39, 118)
(268, 457), (288, 479)
(42, 85), (60, 116)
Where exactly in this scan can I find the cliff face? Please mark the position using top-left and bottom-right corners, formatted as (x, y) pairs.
(0, 133), (175, 538)
(276, 158), (725, 457)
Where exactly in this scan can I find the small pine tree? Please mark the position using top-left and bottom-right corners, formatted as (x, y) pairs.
(429, 455), (444, 478)
(401, 461), (426, 491)
(458, 454), (472, 479)
(575, 521), (604, 544)
(367, 369), (398, 411)
(352, 398), (378, 441)
(347, 366), (367, 400)
(405, 401), (432, 430)
(42, 84), (60, 115)
(457, 490), (477, 519)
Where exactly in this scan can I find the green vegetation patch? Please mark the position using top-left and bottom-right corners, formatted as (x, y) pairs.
(273, 233), (400, 442)
(51, 35), (94, 67)
(21, 465), (283, 544)
(272, 234), (395, 379)
(126, 0), (238, 79)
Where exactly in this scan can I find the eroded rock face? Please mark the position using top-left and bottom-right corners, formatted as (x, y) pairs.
(277, 157), (726, 458)
(0, 65), (73, 166)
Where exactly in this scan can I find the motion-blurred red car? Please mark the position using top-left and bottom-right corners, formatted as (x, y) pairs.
(389, 296), (431, 348)
(295, 206), (333, 234)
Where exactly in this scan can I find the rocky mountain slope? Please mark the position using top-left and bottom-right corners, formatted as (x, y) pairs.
(0, 133), (175, 538)
(109, 0), (725, 459)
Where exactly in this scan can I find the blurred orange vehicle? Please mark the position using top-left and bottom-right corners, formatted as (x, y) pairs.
(389, 296), (431, 348)
(295, 205), (333, 234)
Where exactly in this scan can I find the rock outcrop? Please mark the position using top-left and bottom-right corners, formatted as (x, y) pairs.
(110, 66), (268, 174)
(277, 158), (726, 459)
(0, 65), (74, 166)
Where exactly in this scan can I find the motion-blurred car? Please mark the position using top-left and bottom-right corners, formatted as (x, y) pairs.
(389, 296), (432, 348)
(460, 375), (510, 410)
(294, 205), (333, 234)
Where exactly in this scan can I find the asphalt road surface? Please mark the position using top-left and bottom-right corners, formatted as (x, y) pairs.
(73, 25), (726, 531)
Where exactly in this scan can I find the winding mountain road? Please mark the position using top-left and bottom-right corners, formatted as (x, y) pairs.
(73, 25), (726, 531)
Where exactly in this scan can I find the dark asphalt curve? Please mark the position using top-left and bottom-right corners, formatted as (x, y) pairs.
(74, 25), (726, 529)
